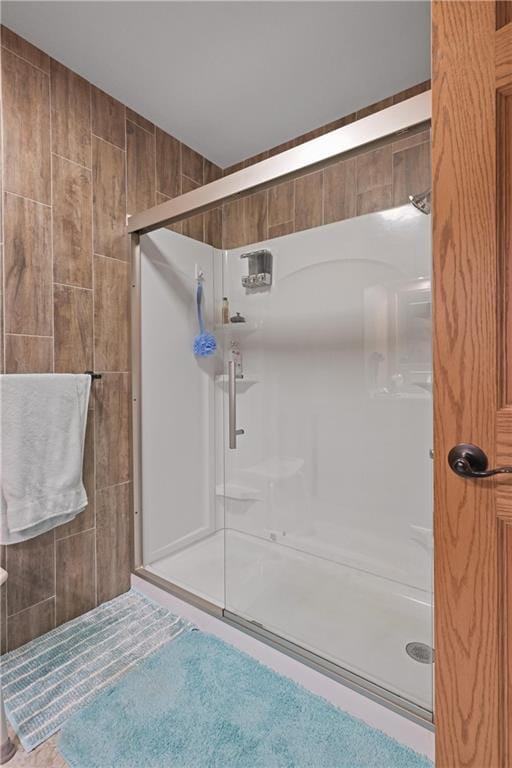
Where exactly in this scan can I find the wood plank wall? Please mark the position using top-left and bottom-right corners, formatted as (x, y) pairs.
(0, 26), (222, 652)
(221, 81), (431, 249)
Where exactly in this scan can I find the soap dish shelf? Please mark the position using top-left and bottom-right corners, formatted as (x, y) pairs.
(216, 323), (258, 337)
(215, 374), (259, 392)
(215, 483), (261, 501)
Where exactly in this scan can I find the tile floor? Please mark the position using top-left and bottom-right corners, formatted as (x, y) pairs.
(7, 726), (67, 768)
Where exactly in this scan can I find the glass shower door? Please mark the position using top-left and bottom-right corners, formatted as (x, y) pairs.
(221, 205), (433, 715)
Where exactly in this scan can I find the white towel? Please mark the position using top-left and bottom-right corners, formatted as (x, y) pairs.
(0, 374), (91, 538)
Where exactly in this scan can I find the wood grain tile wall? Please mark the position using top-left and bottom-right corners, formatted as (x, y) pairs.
(222, 126), (431, 248)
(221, 80), (431, 249)
(222, 125), (431, 249)
(0, 26), (219, 651)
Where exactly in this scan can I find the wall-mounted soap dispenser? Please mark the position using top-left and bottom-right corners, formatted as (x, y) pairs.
(241, 249), (272, 289)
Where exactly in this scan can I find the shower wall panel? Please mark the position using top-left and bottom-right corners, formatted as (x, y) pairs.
(139, 230), (219, 565)
(223, 208), (432, 586)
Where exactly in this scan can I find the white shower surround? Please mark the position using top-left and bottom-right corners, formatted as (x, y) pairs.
(139, 203), (433, 714)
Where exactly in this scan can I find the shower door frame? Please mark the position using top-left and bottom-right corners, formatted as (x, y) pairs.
(129, 90), (433, 726)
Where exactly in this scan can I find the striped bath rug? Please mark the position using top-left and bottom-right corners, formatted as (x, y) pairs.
(1, 589), (193, 751)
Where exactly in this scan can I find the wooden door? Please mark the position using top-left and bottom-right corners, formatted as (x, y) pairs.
(432, 2), (512, 766)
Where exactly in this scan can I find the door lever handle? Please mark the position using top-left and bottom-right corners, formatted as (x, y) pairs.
(448, 443), (512, 478)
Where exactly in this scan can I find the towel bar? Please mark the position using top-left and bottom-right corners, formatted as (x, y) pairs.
(84, 371), (102, 381)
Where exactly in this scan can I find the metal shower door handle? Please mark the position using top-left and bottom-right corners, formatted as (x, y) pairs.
(228, 361), (244, 449)
(448, 443), (512, 478)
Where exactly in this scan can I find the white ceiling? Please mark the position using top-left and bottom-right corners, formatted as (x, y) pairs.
(2, 1), (431, 167)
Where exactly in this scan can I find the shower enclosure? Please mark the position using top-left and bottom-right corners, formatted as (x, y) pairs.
(130, 92), (433, 724)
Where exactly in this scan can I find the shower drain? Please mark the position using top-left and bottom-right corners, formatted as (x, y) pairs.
(405, 642), (434, 664)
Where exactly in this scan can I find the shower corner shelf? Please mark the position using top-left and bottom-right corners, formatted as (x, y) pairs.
(215, 374), (259, 391)
(215, 483), (261, 501)
(215, 322), (258, 337)
(370, 390), (430, 401)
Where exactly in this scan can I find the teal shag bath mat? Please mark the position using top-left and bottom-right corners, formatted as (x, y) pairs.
(1, 589), (192, 751)
(59, 630), (432, 768)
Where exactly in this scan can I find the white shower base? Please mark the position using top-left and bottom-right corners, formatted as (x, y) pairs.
(147, 531), (225, 606)
(146, 528), (432, 711)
